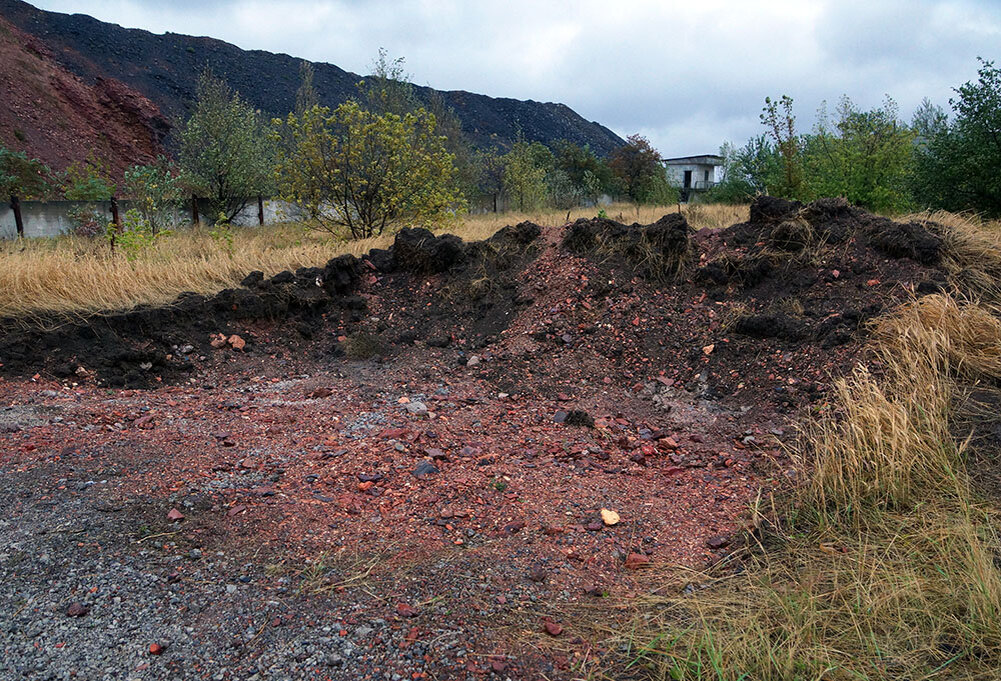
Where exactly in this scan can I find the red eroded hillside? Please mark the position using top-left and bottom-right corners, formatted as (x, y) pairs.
(0, 16), (168, 177)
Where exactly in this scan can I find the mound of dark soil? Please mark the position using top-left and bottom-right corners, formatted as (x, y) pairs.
(392, 228), (467, 274)
(563, 213), (692, 279)
(344, 221), (545, 355)
(0, 255), (364, 387)
(0, 225), (546, 387)
(865, 218), (944, 266)
(0, 197), (962, 391)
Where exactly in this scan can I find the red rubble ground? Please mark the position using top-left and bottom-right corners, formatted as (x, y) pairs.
(0, 197), (952, 679)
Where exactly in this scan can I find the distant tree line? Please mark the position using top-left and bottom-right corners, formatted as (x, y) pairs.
(707, 58), (1001, 217)
(2, 49), (680, 240)
(10, 54), (1000, 241)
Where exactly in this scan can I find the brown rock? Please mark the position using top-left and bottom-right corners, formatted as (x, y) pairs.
(706, 535), (731, 550)
(396, 602), (419, 618)
(542, 618), (563, 636)
(624, 552), (650, 570)
(527, 567), (547, 583)
(66, 602), (89, 617)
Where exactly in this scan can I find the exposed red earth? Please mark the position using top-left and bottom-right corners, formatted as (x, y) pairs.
(0, 198), (950, 679)
(0, 15), (167, 176)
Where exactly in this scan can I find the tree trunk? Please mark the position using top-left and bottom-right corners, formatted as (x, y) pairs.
(191, 194), (199, 226)
(11, 195), (23, 237)
(110, 196), (120, 229)
(257, 195), (264, 226)
(492, 194), (497, 213)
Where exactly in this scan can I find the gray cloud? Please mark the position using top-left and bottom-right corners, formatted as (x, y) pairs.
(31, 0), (1001, 156)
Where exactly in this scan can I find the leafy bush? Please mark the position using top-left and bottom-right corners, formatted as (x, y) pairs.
(123, 157), (183, 235)
(108, 209), (165, 260)
(63, 157), (115, 201)
(208, 212), (235, 257)
(274, 101), (463, 239)
(66, 204), (109, 238)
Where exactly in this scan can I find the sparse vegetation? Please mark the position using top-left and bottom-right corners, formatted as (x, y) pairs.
(588, 213), (1001, 681)
(342, 332), (385, 360)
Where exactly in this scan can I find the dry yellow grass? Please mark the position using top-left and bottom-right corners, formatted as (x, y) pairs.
(587, 249), (1001, 678)
(901, 210), (1001, 302)
(0, 202), (747, 320)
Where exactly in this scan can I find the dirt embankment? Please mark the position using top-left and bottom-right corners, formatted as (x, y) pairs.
(0, 197), (972, 681)
(0, 197), (951, 392)
(0, 15), (168, 176)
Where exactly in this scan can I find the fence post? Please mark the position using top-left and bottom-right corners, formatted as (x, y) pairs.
(110, 195), (120, 228)
(257, 195), (264, 226)
(11, 195), (23, 237)
(191, 194), (199, 225)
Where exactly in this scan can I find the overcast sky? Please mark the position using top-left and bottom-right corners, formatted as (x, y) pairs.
(30, 0), (1001, 156)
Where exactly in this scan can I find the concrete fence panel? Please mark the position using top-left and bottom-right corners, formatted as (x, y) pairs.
(1, 199), (307, 239)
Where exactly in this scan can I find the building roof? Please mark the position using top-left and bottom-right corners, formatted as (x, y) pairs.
(661, 154), (724, 166)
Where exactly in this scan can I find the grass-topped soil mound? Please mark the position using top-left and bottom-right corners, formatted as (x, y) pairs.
(0, 223), (542, 387)
(2, 198), (999, 680)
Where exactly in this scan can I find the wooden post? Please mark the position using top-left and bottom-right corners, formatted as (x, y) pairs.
(11, 195), (23, 237)
(110, 195), (120, 228)
(191, 194), (199, 225)
(257, 195), (264, 226)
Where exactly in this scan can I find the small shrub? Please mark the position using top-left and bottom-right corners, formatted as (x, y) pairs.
(108, 209), (166, 261)
(343, 332), (384, 360)
(209, 213), (235, 257)
(66, 204), (109, 238)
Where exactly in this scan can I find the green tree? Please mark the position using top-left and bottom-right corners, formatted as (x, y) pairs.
(0, 144), (51, 200)
(274, 101), (463, 239)
(608, 134), (657, 202)
(802, 96), (915, 213)
(552, 140), (615, 204)
(178, 70), (275, 222)
(913, 58), (1001, 216)
(0, 144), (53, 236)
(911, 97), (948, 142)
(123, 156), (183, 235)
(428, 90), (476, 203)
(472, 147), (506, 212)
(63, 154), (115, 201)
(63, 154), (116, 237)
(761, 95), (805, 199)
(546, 168), (582, 210)
(502, 139), (552, 211)
(706, 136), (781, 203)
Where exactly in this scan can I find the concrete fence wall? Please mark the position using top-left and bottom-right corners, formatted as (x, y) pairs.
(0, 198), (305, 239)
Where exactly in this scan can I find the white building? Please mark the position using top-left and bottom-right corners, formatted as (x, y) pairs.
(662, 154), (724, 201)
